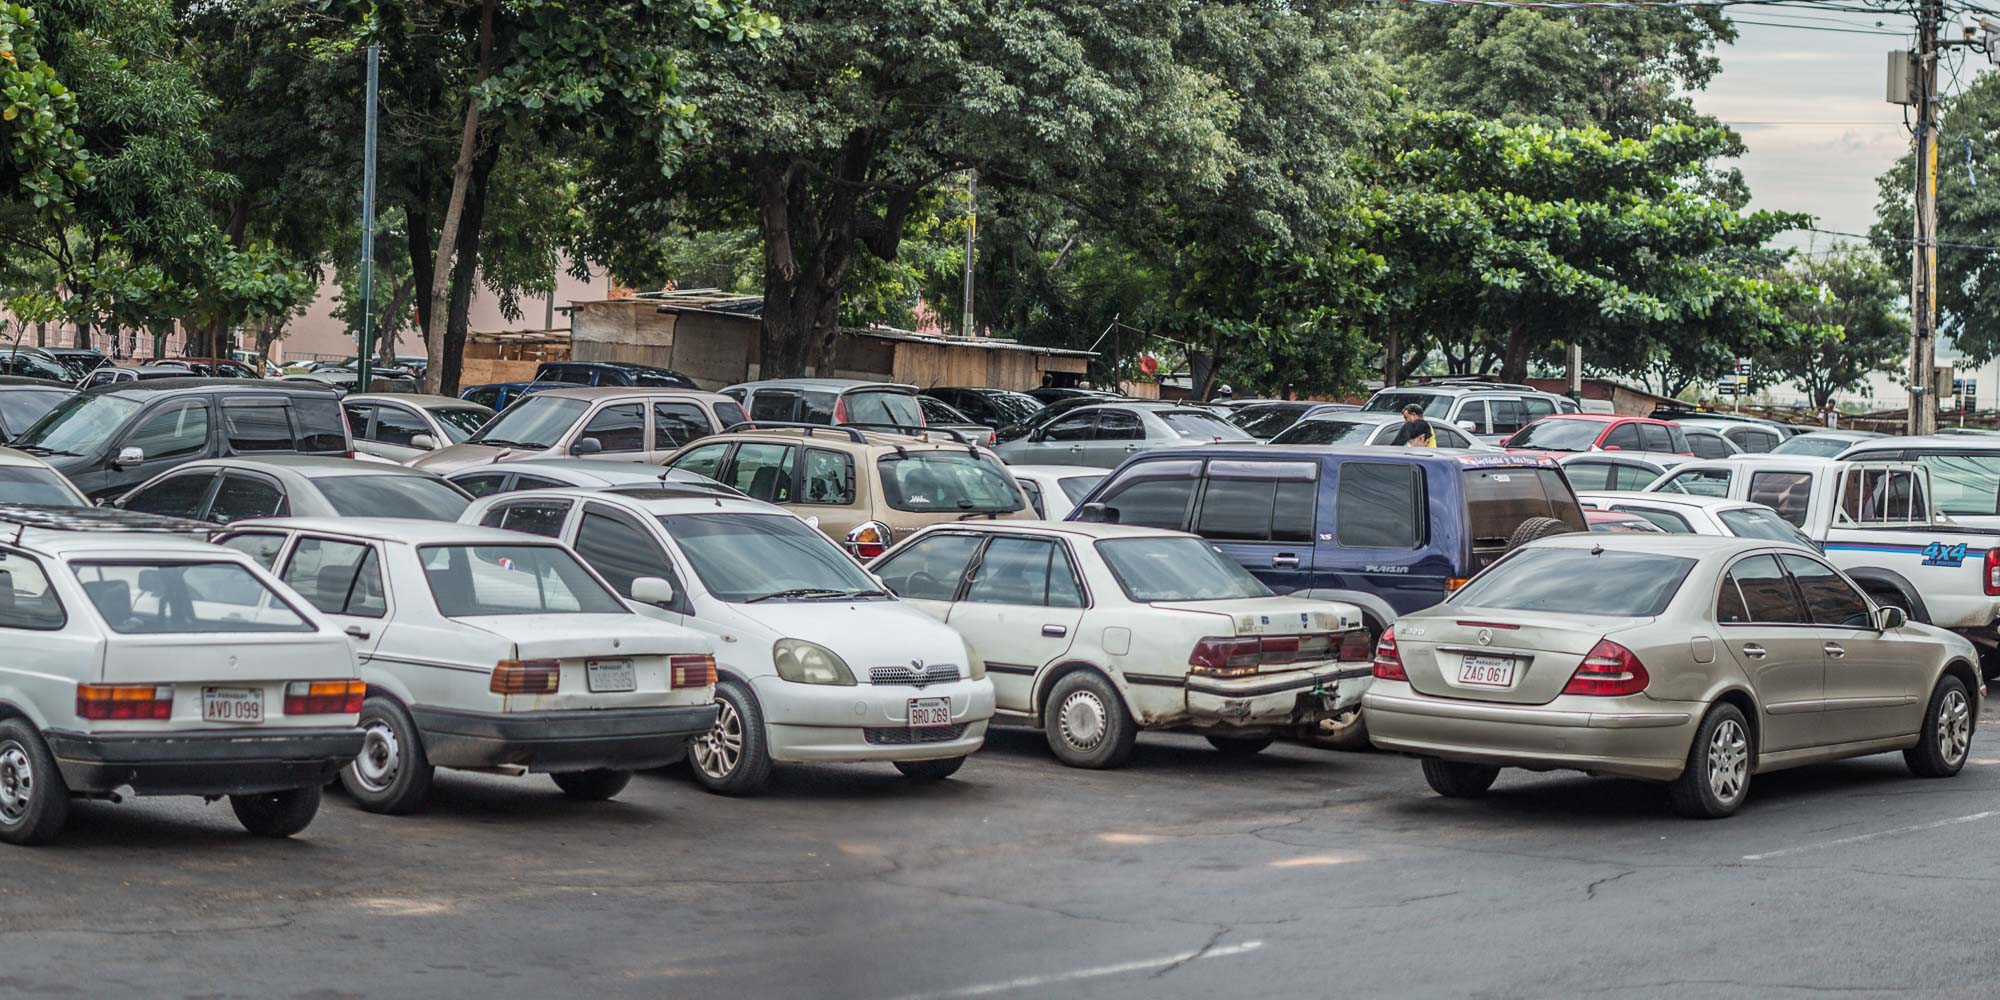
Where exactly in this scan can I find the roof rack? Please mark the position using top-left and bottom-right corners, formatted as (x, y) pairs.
(603, 483), (747, 501)
(840, 422), (973, 446)
(721, 421), (870, 444)
(0, 504), (214, 542)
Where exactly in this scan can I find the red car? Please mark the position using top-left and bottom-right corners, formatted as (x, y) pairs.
(1503, 414), (1692, 455)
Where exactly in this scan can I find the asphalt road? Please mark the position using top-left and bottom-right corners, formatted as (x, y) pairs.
(7, 705), (2000, 1000)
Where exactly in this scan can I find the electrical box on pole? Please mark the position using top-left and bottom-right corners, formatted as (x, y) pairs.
(1888, 50), (1919, 104)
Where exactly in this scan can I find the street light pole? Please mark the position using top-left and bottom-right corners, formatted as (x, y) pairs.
(356, 43), (380, 395)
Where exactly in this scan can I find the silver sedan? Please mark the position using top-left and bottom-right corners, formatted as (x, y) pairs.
(114, 456), (472, 524)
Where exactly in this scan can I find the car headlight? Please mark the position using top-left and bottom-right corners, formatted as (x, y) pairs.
(773, 639), (856, 686)
(962, 639), (986, 680)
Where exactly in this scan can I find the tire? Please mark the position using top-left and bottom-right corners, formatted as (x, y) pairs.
(1421, 758), (1500, 798)
(339, 696), (434, 815)
(0, 720), (68, 846)
(1508, 516), (1573, 549)
(1668, 703), (1753, 819)
(1205, 735), (1274, 757)
(688, 679), (773, 795)
(230, 785), (321, 838)
(551, 768), (632, 801)
(1905, 674), (1973, 778)
(1043, 671), (1138, 769)
(894, 756), (966, 782)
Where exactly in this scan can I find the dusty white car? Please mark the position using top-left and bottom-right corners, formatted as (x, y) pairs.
(462, 486), (994, 793)
(872, 521), (1376, 768)
(1009, 464), (1109, 520)
(213, 517), (718, 813)
(1575, 491), (1816, 546)
(0, 506), (363, 844)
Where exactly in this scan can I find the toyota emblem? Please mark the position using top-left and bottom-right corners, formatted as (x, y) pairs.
(1477, 629), (1493, 646)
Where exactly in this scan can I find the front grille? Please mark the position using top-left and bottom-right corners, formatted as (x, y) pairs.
(868, 664), (961, 687)
(863, 723), (969, 746)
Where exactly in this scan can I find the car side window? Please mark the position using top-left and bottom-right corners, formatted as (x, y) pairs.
(342, 403), (375, 439)
(1659, 469), (1730, 497)
(1457, 400), (1489, 435)
(713, 400), (747, 429)
(1433, 424), (1473, 449)
(800, 449), (855, 505)
(209, 474), (287, 524)
(574, 505), (675, 599)
(282, 537), (386, 618)
(1017, 478), (1047, 517)
(1603, 424), (1642, 451)
(372, 406), (430, 447)
(670, 442), (731, 480)
(1523, 398), (1555, 421)
(579, 403), (645, 454)
(1099, 473), (1197, 531)
(124, 401), (211, 461)
(1046, 543), (1085, 608)
(223, 400), (293, 453)
(1730, 554), (1807, 624)
(875, 532), (983, 601)
(1095, 410), (1144, 441)
(1336, 462), (1423, 548)
(1840, 468), (1925, 524)
(1716, 571), (1750, 624)
(1562, 461), (1613, 491)
(1780, 553), (1871, 627)
(1489, 399), (1528, 435)
(652, 402), (713, 450)
(726, 443), (795, 502)
(1747, 471), (1813, 526)
(1638, 424), (1674, 453)
(965, 536), (1068, 606)
(1734, 429), (1776, 453)
(1194, 462), (1318, 542)
(454, 473), (509, 498)
(1612, 464), (1661, 491)
(219, 532), (288, 569)
(1042, 412), (1097, 442)
(513, 475), (564, 491)
(0, 551), (64, 630)
(125, 472), (216, 518)
(1687, 433), (1731, 460)
(481, 500), (573, 539)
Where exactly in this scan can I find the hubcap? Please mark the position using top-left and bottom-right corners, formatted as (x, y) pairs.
(0, 742), (33, 825)
(1058, 691), (1106, 751)
(1706, 719), (1749, 803)
(352, 719), (401, 793)
(1939, 689), (1972, 765)
(693, 699), (743, 779)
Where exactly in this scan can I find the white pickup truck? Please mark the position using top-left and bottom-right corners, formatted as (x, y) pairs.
(1648, 455), (2000, 672)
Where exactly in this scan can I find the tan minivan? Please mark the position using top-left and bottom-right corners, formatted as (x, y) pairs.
(662, 424), (1034, 556)
(410, 387), (746, 475)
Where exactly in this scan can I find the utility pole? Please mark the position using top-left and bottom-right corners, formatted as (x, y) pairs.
(961, 171), (978, 338)
(1908, 0), (1943, 435)
(356, 43), (380, 395)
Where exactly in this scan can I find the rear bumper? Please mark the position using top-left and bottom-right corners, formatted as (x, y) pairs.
(1361, 685), (1697, 781)
(46, 727), (364, 796)
(1137, 662), (1370, 735)
(412, 704), (717, 772)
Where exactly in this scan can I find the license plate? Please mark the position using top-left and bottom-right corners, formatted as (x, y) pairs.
(202, 687), (263, 724)
(586, 659), (636, 693)
(907, 697), (951, 728)
(1457, 655), (1517, 688)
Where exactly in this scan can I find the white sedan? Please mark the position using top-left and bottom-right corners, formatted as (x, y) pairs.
(1575, 491), (1816, 547)
(872, 521), (1376, 768)
(463, 487), (994, 793)
(214, 518), (719, 813)
(1010, 464), (1109, 520)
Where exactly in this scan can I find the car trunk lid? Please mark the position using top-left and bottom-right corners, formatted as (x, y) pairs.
(1397, 611), (1649, 705)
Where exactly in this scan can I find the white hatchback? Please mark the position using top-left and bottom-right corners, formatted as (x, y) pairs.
(873, 521), (1376, 768)
(214, 518), (718, 813)
(463, 486), (995, 794)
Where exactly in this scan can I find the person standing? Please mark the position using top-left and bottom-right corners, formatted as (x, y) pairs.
(1390, 403), (1433, 446)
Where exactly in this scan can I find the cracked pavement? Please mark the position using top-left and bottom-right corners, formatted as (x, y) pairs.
(5, 705), (2000, 999)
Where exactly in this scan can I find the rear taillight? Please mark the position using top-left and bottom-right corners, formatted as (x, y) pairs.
(1189, 633), (1345, 676)
(1372, 627), (1407, 681)
(671, 654), (717, 688)
(833, 396), (848, 423)
(1337, 630), (1373, 661)
(1445, 577), (1470, 592)
(986, 431), (997, 446)
(77, 684), (174, 720)
(1561, 639), (1650, 696)
(491, 658), (561, 695)
(846, 521), (893, 560)
(1189, 637), (1261, 677)
(285, 680), (365, 715)
(1986, 546), (2000, 596)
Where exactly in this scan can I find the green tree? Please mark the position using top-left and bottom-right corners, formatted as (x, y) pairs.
(1756, 246), (1905, 408)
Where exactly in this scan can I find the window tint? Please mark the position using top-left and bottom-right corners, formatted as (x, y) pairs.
(291, 395), (346, 452)
(1522, 397), (1555, 421)
(1096, 537), (1271, 602)
(1270, 418), (1376, 446)
(1781, 554), (1871, 627)
(371, 406), (431, 447)
(965, 536), (1068, 606)
(1101, 475), (1196, 530)
(1457, 400), (1489, 434)
(0, 551), (64, 629)
(490, 500), (572, 538)
(420, 544), (627, 617)
(1489, 399), (1529, 435)
(1612, 464), (1662, 491)
(1337, 462), (1422, 548)
(316, 475), (470, 521)
(513, 475), (564, 491)
(714, 401), (747, 429)
(748, 389), (802, 422)
(1659, 468), (1732, 497)
(1687, 432), (1733, 460)
(1717, 573), (1750, 623)
(1042, 412), (1097, 441)
(1058, 475), (1104, 503)
(1432, 424), (1474, 449)
(874, 532), (982, 601)
(1733, 429), (1778, 453)
(652, 402), (713, 450)
(1748, 471), (1813, 526)
(1046, 544), (1085, 608)
(574, 506), (672, 597)
(282, 538), (387, 618)
(800, 449), (855, 505)
(670, 442), (730, 480)
(1562, 461), (1614, 491)
(1450, 548), (1694, 616)
(1603, 424), (1641, 451)
(209, 474), (286, 524)
(579, 403), (645, 454)
(124, 401), (210, 461)
(1731, 554), (1806, 624)
(465, 387), (500, 409)
(223, 401), (293, 453)
(1639, 424), (1673, 453)
(878, 452), (1023, 513)
(342, 403), (374, 439)
(124, 473), (214, 517)
(1462, 466), (1588, 548)
(1095, 410), (1143, 441)
(219, 532), (287, 569)
(454, 473), (509, 498)
(1195, 463), (1318, 542)
(727, 443), (796, 502)
(843, 390), (921, 428)
(543, 365), (590, 385)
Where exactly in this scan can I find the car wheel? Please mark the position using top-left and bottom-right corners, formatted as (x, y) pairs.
(551, 769), (633, 801)
(230, 785), (321, 838)
(339, 696), (434, 815)
(1668, 703), (1753, 819)
(0, 720), (68, 846)
(1420, 758), (1500, 798)
(1205, 735), (1274, 757)
(688, 679), (773, 795)
(1905, 674), (1973, 778)
(893, 756), (966, 782)
(1043, 671), (1137, 769)
(1507, 516), (1573, 549)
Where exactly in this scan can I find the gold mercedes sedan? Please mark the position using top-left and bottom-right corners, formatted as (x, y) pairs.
(1363, 534), (1980, 818)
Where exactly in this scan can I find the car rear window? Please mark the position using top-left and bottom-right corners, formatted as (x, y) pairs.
(293, 395), (349, 452)
(1095, 537), (1272, 602)
(877, 452), (1024, 513)
(418, 544), (628, 617)
(1462, 467), (1588, 548)
(73, 561), (315, 633)
(1718, 507), (1814, 545)
(1161, 411), (1249, 441)
(1449, 547), (1694, 617)
(0, 467), (82, 506)
(316, 475), (471, 521)
(1270, 418), (1378, 446)
(1506, 418), (1603, 452)
(1364, 392), (1450, 417)
(844, 390), (922, 428)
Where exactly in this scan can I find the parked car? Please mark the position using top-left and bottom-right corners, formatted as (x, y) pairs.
(0, 351), (77, 384)
(410, 387), (746, 476)
(1771, 429), (1886, 457)
(116, 456), (472, 524)
(1010, 465), (1109, 520)
(343, 393), (494, 462)
(1361, 381), (1579, 442)
(1658, 412), (1795, 453)
(83, 366), (192, 388)
(1505, 414), (1693, 455)
(1364, 533), (1979, 817)
(1836, 435), (2000, 529)
(279, 369), (422, 395)
(1555, 452), (1679, 492)
(1266, 410), (1487, 450)
(1228, 401), (1359, 440)
(0, 505), (365, 843)
(35, 348), (110, 383)
(534, 360), (700, 389)
(1585, 509), (1667, 533)
(993, 402), (1252, 468)
(459, 381), (559, 412)
(1575, 491), (1816, 547)
(917, 395), (995, 443)
(449, 459), (740, 499)
(663, 424), (1033, 558)
(0, 449), (88, 506)
(466, 486), (993, 792)
(11, 378), (350, 501)
(874, 521), (1374, 767)
(725, 378), (928, 430)
(1679, 424), (1743, 460)
(992, 396), (1156, 446)
(0, 378), (76, 442)
(922, 387), (1045, 429)
(212, 518), (720, 813)
(1026, 387), (1123, 406)
(165, 357), (260, 379)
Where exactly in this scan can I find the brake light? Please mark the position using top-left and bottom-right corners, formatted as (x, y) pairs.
(833, 396), (848, 423)
(491, 658), (561, 695)
(1189, 637), (1260, 677)
(1561, 639), (1650, 696)
(1371, 627), (1407, 681)
(1337, 631), (1373, 661)
(77, 684), (174, 720)
(1189, 633), (1347, 676)
(1455, 620), (1519, 630)
(846, 521), (893, 560)
(671, 654), (717, 688)
(1986, 546), (2000, 597)
(285, 680), (365, 715)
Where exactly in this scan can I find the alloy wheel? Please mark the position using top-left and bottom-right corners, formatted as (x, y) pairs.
(1706, 719), (1749, 803)
(1939, 688), (1972, 766)
(1058, 690), (1106, 751)
(352, 719), (401, 793)
(693, 699), (743, 779)
(0, 742), (33, 825)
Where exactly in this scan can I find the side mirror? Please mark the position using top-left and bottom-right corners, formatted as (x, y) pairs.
(1457, 420), (1477, 432)
(1075, 502), (1120, 524)
(410, 433), (439, 451)
(94, 497), (117, 509)
(114, 446), (144, 468)
(571, 437), (603, 456)
(1875, 606), (1908, 631)
(630, 576), (676, 606)
(1027, 429), (1047, 443)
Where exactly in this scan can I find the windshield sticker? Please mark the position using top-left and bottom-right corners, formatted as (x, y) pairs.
(1922, 541), (1969, 567)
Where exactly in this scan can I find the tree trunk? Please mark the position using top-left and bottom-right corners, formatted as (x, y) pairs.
(1499, 323), (1532, 383)
(438, 146), (499, 396)
(423, 0), (496, 395)
(1383, 322), (1401, 387)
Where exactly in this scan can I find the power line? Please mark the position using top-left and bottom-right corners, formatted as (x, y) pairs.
(1804, 225), (2000, 250)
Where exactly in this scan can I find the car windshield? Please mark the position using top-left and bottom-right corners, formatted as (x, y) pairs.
(1161, 411), (1251, 440)
(431, 407), (489, 443)
(0, 467), (83, 505)
(73, 561), (315, 634)
(1270, 418), (1380, 446)
(1771, 434), (1852, 458)
(845, 390), (923, 428)
(0, 389), (72, 437)
(1450, 547), (1695, 616)
(315, 475), (470, 520)
(660, 512), (880, 602)
(877, 452), (1025, 513)
(1058, 474), (1104, 503)
(1232, 406), (1309, 439)
(1719, 507), (1816, 546)
(467, 395), (587, 449)
(1363, 391), (1451, 417)
(419, 544), (629, 617)
(1506, 419), (1604, 452)
(1096, 537), (1272, 602)
(13, 393), (142, 456)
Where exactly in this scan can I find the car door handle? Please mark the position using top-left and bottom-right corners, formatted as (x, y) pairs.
(1272, 553), (1300, 568)
(344, 626), (371, 641)
(1042, 625), (1068, 638)
(1741, 643), (1767, 659)
(1823, 642), (1845, 658)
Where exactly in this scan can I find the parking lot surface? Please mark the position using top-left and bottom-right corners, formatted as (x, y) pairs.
(9, 709), (2000, 1000)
